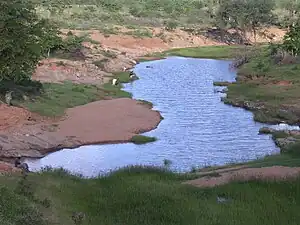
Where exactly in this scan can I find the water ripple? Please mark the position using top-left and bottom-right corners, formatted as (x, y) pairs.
(25, 57), (280, 177)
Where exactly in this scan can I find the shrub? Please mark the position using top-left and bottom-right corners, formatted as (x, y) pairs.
(164, 20), (178, 31)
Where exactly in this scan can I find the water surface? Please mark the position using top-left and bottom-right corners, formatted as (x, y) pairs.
(25, 57), (282, 177)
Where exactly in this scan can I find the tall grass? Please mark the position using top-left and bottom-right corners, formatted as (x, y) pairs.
(1, 166), (300, 225)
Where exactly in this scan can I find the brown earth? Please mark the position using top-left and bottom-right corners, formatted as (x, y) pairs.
(184, 166), (300, 188)
(0, 26), (288, 172)
(0, 98), (161, 160)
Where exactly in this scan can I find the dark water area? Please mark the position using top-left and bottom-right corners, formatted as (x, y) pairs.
(25, 57), (286, 177)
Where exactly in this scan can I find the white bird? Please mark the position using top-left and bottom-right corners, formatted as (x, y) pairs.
(112, 78), (118, 85)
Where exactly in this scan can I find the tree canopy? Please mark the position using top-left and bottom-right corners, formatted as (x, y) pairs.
(0, 0), (59, 83)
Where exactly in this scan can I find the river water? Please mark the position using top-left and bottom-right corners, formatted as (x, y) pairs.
(25, 57), (286, 177)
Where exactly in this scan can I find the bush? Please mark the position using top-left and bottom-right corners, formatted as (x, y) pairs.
(0, 80), (43, 101)
(130, 135), (157, 144)
(164, 20), (178, 31)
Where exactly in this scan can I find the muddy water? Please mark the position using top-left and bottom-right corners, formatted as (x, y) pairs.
(25, 57), (284, 177)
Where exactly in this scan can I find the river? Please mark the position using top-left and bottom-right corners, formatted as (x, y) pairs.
(25, 57), (286, 177)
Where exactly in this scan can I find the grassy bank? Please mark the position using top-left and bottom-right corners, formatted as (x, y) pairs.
(149, 45), (247, 59)
(2, 166), (300, 225)
(223, 46), (300, 125)
(17, 72), (136, 117)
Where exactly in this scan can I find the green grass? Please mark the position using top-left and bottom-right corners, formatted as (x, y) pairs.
(21, 82), (102, 117)
(2, 166), (300, 225)
(101, 82), (133, 99)
(222, 45), (300, 124)
(130, 135), (157, 144)
(20, 75), (137, 116)
(115, 71), (137, 83)
(150, 45), (247, 59)
(198, 150), (300, 173)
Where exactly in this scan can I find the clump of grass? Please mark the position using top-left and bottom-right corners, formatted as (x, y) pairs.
(130, 135), (157, 144)
(124, 29), (153, 38)
(164, 20), (178, 31)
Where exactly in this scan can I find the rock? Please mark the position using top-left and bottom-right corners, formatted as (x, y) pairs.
(259, 127), (275, 134)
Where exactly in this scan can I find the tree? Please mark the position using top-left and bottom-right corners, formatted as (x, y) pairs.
(282, 22), (300, 56)
(0, 0), (59, 83)
(216, 0), (275, 42)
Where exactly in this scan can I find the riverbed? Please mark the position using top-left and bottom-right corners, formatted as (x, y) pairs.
(25, 57), (282, 177)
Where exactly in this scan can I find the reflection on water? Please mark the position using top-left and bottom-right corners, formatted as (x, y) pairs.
(25, 57), (282, 177)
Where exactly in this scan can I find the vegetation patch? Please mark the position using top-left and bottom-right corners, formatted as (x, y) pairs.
(213, 81), (232, 86)
(1, 166), (300, 224)
(21, 82), (101, 117)
(130, 135), (157, 144)
(223, 27), (300, 124)
(149, 45), (247, 59)
(101, 83), (133, 99)
(123, 29), (153, 38)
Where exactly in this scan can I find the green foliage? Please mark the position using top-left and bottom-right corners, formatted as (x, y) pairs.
(0, 80), (43, 102)
(216, 0), (275, 40)
(22, 82), (101, 116)
(39, 0), (72, 16)
(282, 22), (300, 56)
(0, 0), (59, 83)
(164, 20), (178, 31)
